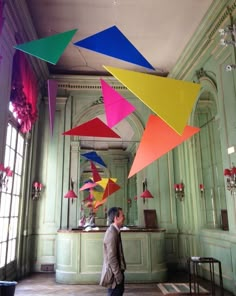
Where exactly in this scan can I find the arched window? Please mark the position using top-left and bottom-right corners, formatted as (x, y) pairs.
(194, 80), (226, 229)
(0, 50), (36, 274)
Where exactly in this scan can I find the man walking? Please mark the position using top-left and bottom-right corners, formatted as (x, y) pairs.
(100, 207), (126, 296)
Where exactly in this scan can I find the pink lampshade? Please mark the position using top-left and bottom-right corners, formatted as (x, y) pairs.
(140, 190), (153, 198)
(64, 190), (78, 198)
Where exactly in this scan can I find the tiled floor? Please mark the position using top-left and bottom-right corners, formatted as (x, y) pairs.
(13, 272), (233, 296)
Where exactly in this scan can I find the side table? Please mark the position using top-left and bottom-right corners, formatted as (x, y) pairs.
(187, 257), (224, 295)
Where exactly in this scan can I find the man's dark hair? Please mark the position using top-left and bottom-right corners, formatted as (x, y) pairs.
(107, 207), (122, 225)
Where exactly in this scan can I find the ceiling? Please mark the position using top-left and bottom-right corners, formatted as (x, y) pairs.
(25, 0), (213, 76)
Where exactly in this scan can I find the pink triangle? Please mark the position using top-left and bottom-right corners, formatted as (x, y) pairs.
(62, 117), (121, 138)
(128, 115), (200, 178)
(47, 79), (58, 136)
(79, 182), (97, 191)
(101, 79), (136, 128)
(90, 161), (102, 182)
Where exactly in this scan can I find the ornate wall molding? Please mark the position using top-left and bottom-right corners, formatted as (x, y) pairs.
(195, 68), (217, 89)
(52, 74), (128, 92)
(57, 82), (127, 91)
(170, 0), (236, 80)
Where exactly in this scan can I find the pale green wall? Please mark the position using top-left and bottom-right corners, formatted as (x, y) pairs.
(168, 0), (236, 293)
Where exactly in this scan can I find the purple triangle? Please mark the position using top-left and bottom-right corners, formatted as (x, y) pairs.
(47, 79), (58, 136)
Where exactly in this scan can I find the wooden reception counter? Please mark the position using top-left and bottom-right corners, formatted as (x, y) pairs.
(56, 227), (167, 284)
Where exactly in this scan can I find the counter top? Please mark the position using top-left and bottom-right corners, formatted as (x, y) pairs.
(57, 227), (166, 233)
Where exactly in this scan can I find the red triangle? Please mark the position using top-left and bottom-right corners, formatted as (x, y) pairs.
(62, 117), (121, 138)
(90, 161), (102, 182)
(102, 179), (121, 200)
(128, 115), (200, 178)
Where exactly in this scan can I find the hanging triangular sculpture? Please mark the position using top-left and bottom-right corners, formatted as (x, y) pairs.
(14, 29), (77, 64)
(104, 66), (200, 135)
(74, 25), (154, 70)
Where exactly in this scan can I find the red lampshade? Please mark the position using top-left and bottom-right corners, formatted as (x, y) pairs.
(231, 167), (236, 175)
(141, 190), (153, 198)
(174, 184), (179, 190)
(64, 190), (78, 198)
(224, 169), (231, 176)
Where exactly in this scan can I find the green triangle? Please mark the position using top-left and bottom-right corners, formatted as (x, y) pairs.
(14, 29), (78, 65)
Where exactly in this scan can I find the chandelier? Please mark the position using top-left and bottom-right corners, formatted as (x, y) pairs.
(0, 164), (13, 192)
(224, 166), (236, 195)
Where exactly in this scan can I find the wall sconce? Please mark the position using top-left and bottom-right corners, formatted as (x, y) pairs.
(127, 198), (132, 207)
(219, 24), (236, 45)
(174, 183), (184, 201)
(0, 164), (13, 192)
(32, 181), (43, 200)
(224, 166), (236, 195)
(219, 25), (235, 36)
(199, 184), (204, 196)
(225, 64), (236, 72)
(141, 178), (153, 204)
(219, 24), (236, 71)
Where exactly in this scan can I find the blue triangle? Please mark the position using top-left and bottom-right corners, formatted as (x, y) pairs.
(74, 25), (155, 70)
(81, 151), (107, 168)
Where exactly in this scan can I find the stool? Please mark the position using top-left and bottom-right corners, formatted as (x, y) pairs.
(0, 281), (17, 296)
(187, 257), (224, 295)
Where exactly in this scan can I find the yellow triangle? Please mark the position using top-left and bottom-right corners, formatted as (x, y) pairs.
(95, 178), (117, 189)
(104, 66), (200, 135)
(91, 190), (104, 201)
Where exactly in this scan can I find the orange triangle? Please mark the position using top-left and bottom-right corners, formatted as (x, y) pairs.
(94, 198), (107, 209)
(62, 117), (120, 138)
(128, 115), (200, 178)
(102, 178), (121, 200)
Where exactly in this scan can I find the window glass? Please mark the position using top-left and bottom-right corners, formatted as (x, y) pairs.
(17, 134), (24, 156)
(15, 154), (23, 175)
(13, 175), (21, 196)
(6, 125), (11, 146)
(11, 128), (17, 147)
(0, 122), (25, 269)
(11, 195), (19, 217)
(0, 242), (7, 268)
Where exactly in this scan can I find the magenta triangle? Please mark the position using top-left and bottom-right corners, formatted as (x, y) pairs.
(101, 79), (136, 128)
(47, 79), (58, 136)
